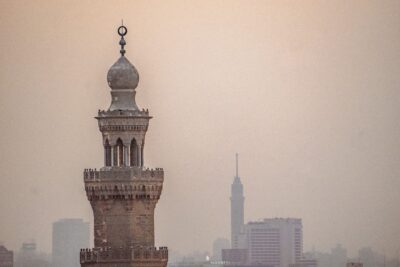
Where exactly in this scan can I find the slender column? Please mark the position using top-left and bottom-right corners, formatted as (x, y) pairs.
(138, 144), (142, 167)
(118, 145), (122, 166)
(141, 144), (144, 167)
(107, 146), (111, 166)
(110, 146), (114, 166)
(104, 146), (107, 166)
(113, 146), (119, 166)
(124, 145), (130, 166)
(117, 145), (120, 166)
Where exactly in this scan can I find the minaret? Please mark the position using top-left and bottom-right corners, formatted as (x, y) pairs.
(80, 25), (168, 267)
(230, 153), (244, 249)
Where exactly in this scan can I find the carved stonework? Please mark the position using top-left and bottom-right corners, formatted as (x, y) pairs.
(80, 25), (168, 267)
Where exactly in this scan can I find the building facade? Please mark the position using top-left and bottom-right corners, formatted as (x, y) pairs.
(212, 238), (230, 261)
(80, 25), (168, 267)
(244, 218), (303, 267)
(14, 242), (51, 267)
(52, 218), (89, 267)
(0, 245), (13, 267)
(330, 245), (347, 267)
(289, 258), (318, 267)
(231, 154), (244, 249)
(221, 248), (248, 265)
(346, 263), (363, 267)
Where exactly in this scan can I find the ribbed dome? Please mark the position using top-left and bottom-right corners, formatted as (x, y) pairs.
(107, 56), (139, 90)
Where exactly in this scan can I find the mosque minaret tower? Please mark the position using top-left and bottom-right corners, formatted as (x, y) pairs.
(80, 25), (168, 267)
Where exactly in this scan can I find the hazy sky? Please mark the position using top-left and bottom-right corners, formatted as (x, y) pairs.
(0, 0), (399, 258)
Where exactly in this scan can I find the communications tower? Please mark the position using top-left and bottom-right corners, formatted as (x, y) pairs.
(231, 153), (244, 248)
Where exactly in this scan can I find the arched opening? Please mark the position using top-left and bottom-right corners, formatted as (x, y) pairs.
(116, 138), (124, 166)
(104, 139), (111, 166)
(130, 138), (139, 166)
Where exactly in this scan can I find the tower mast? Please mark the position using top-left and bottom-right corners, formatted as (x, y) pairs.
(231, 153), (244, 249)
(236, 153), (239, 177)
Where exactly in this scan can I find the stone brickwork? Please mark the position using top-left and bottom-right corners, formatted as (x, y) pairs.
(84, 167), (164, 248)
(80, 247), (168, 267)
(80, 25), (167, 267)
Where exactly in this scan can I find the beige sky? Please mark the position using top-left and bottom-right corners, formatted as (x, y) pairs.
(0, 0), (399, 258)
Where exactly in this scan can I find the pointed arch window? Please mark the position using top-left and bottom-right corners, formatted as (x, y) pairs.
(104, 139), (111, 166)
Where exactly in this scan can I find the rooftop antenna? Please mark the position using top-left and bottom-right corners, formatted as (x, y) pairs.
(236, 153), (239, 177)
(384, 250), (386, 267)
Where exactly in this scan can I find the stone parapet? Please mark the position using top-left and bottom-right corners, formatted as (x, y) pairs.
(84, 167), (164, 181)
(83, 167), (164, 202)
(80, 246), (168, 264)
(97, 109), (150, 117)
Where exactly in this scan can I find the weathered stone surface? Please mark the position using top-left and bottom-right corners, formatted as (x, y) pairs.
(107, 56), (139, 90)
(81, 25), (167, 267)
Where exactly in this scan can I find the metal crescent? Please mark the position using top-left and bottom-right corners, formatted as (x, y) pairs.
(118, 26), (127, 36)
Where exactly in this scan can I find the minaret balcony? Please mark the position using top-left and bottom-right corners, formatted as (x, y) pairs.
(80, 246), (168, 265)
(83, 167), (164, 181)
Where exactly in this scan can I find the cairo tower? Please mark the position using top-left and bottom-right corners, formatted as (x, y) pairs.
(79, 25), (168, 267)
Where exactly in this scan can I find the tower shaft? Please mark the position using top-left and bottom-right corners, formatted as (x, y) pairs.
(80, 25), (168, 267)
(230, 154), (244, 249)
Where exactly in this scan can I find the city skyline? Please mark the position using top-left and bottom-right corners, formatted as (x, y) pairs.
(0, 0), (399, 260)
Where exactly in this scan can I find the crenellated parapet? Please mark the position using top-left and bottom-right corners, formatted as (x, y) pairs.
(96, 113), (151, 134)
(98, 109), (150, 117)
(80, 246), (168, 265)
(96, 114), (151, 146)
(84, 167), (164, 181)
(83, 167), (164, 202)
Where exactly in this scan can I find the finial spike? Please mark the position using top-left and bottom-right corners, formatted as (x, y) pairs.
(117, 24), (128, 56)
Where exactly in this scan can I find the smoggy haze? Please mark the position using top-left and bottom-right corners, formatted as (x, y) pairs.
(0, 0), (399, 258)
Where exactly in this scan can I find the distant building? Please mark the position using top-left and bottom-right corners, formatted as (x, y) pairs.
(304, 245), (350, 267)
(221, 248), (248, 264)
(331, 245), (347, 267)
(52, 218), (89, 267)
(231, 154), (244, 249)
(0, 245), (13, 267)
(243, 218), (303, 267)
(347, 263), (363, 267)
(213, 238), (230, 261)
(289, 258), (318, 267)
(14, 242), (50, 267)
(358, 247), (384, 267)
(169, 262), (205, 267)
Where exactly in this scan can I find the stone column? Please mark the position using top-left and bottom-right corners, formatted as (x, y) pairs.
(124, 144), (130, 166)
(110, 146), (114, 166)
(141, 144), (144, 167)
(138, 144), (142, 167)
(113, 145), (119, 166)
(104, 146), (107, 166)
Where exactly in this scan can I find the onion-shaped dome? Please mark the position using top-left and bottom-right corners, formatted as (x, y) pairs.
(107, 56), (139, 90)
